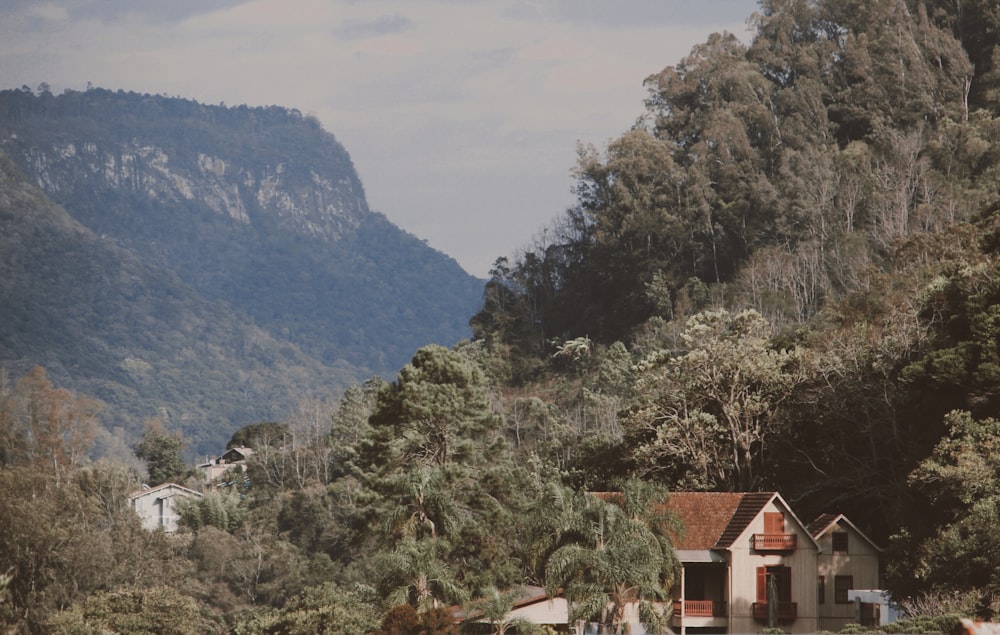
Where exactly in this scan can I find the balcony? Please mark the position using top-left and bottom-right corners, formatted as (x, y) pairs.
(752, 602), (797, 621)
(673, 600), (726, 617)
(752, 533), (797, 551)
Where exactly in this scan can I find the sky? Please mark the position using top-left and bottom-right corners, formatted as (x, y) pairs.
(0, 0), (760, 277)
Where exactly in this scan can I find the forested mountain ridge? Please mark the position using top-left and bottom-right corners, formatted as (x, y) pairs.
(0, 87), (483, 377)
(0, 154), (359, 454)
(472, 0), (1000, 352)
(0, 88), (483, 454)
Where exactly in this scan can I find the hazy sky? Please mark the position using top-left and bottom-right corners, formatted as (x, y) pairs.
(0, 0), (759, 276)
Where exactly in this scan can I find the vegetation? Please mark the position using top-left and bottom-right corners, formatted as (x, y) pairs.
(5, 0), (1000, 633)
(0, 88), (482, 456)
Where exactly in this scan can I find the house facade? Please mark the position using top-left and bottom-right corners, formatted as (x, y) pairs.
(667, 492), (822, 635)
(128, 482), (202, 532)
(809, 513), (885, 631)
(457, 492), (882, 635)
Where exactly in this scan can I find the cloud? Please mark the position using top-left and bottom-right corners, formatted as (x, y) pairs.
(0, 0), (759, 276)
(335, 13), (413, 39)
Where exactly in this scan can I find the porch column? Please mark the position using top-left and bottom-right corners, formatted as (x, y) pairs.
(680, 565), (686, 635)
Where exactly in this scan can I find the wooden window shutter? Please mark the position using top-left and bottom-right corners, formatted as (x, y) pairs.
(764, 512), (784, 533)
(756, 567), (768, 603)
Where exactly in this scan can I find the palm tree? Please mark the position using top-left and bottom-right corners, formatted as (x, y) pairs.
(377, 537), (468, 612)
(544, 480), (678, 635)
(466, 586), (543, 635)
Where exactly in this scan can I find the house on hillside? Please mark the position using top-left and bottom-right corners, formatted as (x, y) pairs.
(197, 445), (254, 482)
(454, 492), (884, 635)
(128, 482), (202, 532)
(809, 513), (887, 631)
(666, 492), (822, 634)
(665, 493), (885, 635)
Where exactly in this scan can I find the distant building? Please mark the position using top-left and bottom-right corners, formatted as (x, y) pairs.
(197, 445), (254, 482)
(128, 482), (202, 532)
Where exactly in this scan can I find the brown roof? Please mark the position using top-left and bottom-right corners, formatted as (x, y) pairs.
(663, 492), (777, 550)
(807, 513), (840, 537)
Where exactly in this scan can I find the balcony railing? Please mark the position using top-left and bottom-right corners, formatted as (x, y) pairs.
(752, 602), (798, 621)
(673, 600), (726, 617)
(752, 533), (797, 551)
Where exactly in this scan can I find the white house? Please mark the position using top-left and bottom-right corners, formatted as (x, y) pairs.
(128, 482), (202, 532)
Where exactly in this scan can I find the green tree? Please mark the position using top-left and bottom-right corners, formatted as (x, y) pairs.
(887, 410), (1000, 606)
(177, 490), (248, 533)
(134, 419), (190, 485)
(464, 586), (543, 635)
(544, 482), (676, 635)
(376, 538), (468, 612)
(232, 582), (380, 635)
(47, 586), (223, 635)
(628, 310), (805, 490)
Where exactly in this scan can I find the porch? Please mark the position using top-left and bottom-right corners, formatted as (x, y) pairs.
(672, 562), (728, 631)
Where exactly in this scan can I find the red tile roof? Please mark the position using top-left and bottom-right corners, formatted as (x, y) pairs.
(663, 492), (777, 550)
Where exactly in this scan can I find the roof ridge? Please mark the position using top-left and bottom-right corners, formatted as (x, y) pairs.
(715, 492), (775, 548)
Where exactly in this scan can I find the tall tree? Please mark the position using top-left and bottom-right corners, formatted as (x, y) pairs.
(628, 310), (805, 490)
(544, 481), (677, 635)
(134, 419), (189, 486)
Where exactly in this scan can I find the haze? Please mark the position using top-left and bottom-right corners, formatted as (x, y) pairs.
(0, 0), (758, 276)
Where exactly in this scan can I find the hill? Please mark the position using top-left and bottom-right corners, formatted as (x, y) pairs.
(0, 88), (485, 454)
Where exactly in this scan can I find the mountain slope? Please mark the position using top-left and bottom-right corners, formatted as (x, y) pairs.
(0, 87), (483, 377)
(0, 154), (359, 453)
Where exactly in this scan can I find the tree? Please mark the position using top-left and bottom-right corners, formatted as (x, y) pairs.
(231, 582), (380, 635)
(544, 481), (677, 635)
(628, 310), (805, 490)
(376, 538), (468, 612)
(0, 366), (99, 478)
(47, 586), (224, 635)
(887, 410), (1000, 607)
(177, 490), (248, 533)
(134, 419), (189, 485)
(464, 586), (543, 635)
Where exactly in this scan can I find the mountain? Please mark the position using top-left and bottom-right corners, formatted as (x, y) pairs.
(0, 88), (485, 454)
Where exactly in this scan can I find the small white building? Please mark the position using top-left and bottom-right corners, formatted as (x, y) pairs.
(128, 482), (202, 532)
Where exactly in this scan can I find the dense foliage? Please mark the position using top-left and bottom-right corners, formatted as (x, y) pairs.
(0, 88), (482, 455)
(5, 0), (1000, 633)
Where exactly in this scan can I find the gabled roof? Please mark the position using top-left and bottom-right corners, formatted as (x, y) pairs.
(452, 585), (565, 623)
(664, 492), (747, 550)
(716, 492), (776, 548)
(663, 492), (818, 552)
(809, 512), (884, 552)
(128, 482), (202, 500)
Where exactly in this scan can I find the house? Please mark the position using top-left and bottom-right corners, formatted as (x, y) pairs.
(197, 445), (254, 482)
(455, 586), (570, 632)
(128, 482), (202, 532)
(455, 492), (883, 635)
(809, 513), (886, 630)
(665, 492), (821, 634)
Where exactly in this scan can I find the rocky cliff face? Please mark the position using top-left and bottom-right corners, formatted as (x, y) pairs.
(14, 139), (365, 240)
(0, 88), (484, 453)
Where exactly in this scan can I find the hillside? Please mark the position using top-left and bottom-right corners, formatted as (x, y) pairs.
(0, 88), (484, 454)
(0, 155), (363, 453)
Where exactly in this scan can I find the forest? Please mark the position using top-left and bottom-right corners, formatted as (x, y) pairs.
(3, 0), (1000, 633)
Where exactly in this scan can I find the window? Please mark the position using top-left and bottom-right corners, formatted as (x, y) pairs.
(832, 532), (849, 553)
(818, 576), (826, 604)
(757, 566), (792, 603)
(835, 575), (854, 604)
